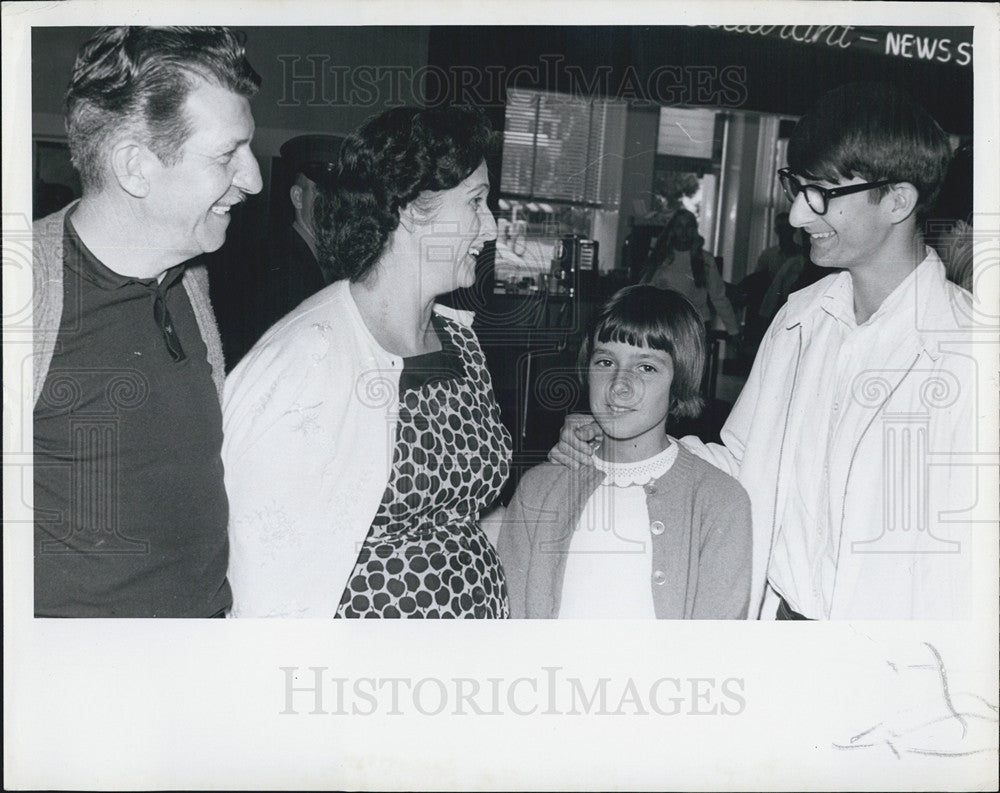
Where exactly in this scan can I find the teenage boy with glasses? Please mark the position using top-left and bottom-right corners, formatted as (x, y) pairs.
(553, 82), (978, 619)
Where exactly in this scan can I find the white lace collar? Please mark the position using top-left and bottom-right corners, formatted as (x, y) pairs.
(593, 441), (678, 487)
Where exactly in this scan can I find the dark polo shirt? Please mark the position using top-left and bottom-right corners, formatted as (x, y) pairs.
(34, 213), (232, 617)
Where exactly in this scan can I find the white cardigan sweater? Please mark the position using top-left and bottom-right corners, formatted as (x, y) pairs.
(222, 279), (475, 617)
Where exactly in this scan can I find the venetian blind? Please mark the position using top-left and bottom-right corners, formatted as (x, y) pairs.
(501, 88), (626, 207)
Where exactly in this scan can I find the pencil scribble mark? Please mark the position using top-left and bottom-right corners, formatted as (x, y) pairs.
(832, 642), (999, 760)
(916, 642), (967, 736)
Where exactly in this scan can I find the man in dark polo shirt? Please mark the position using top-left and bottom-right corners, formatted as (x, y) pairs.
(32, 26), (263, 617)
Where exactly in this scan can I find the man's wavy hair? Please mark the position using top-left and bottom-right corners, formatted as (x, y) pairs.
(787, 82), (952, 221)
(65, 26), (260, 191)
(313, 106), (496, 282)
(578, 285), (707, 422)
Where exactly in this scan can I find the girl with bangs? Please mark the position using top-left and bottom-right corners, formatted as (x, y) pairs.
(497, 285), (751, 619)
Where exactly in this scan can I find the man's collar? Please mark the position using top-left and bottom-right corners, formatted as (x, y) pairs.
(64, 209), (183, 291)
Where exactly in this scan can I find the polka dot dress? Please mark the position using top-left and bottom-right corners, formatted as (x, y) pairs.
(337, 313), (512, 618)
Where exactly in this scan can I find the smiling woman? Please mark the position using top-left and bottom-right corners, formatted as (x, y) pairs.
(221, 106), (512, 619)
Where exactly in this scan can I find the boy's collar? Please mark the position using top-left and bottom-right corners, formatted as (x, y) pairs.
(780, 248), (956, 360)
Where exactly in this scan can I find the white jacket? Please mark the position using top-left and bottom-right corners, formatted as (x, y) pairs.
(222, 280), (474, 617)
(684, 251), (982, 619)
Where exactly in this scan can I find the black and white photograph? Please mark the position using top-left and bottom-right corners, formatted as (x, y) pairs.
(4, 1), (998, 789)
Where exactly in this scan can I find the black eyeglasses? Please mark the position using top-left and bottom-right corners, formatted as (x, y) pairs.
(777, 168), (893, 216)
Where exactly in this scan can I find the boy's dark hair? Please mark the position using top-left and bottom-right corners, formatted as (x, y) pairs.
(787, 82), (952, 221)
(577, 285), (706, 421)
(66, 26), (260, 192)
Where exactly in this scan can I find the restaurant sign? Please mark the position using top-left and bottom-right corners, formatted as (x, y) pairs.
(706, 26), (973, 68)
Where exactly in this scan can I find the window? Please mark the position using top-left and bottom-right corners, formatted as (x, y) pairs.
(501, 88), (626, 207)
(656, 106), (717, 160)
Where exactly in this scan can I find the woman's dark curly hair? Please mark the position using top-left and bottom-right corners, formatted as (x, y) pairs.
(314, 106), (495, 282)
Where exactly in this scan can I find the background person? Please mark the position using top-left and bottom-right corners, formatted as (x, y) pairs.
(222, 106), (511, 618)
(249, 134), (343, 346)
(755, 212), (800, 283)
(926, 141), (974, 291)
(639, 208), (741, 340)
(737, 211), (802, 350)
